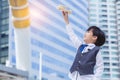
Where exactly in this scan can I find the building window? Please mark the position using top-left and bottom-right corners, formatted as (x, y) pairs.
(105, 41), (108, 44)
(110, 25), (117, 29)
(1, 18), (9, 25)
(111, 57), (119, 61)
(104, 62), (110, 66)
(90, 19), (96, 22)
(112, 74), (120, 78)
(103, 57), (109, 60)
(102, 74), (110, 78)
(0, 56), (7, 64)
(32, 62), (39, 70)
(111, 46), (118, 50)
(111, 41), (117, 44)
(102, 51), (109, 55)
(102, 25), (108, 28)
(110, 36), (117, 39)
(111, 52), (119, 55)
(109, 15), (116, 18)
(31, 50), (40, 59)
(112, 68), (120, 72)
(99, 20), (107, 23)
(0, 37), (8, 44)
(112, 63), (119, 67)
(42, 77), (48, 80)
(1, 1), (9, 7)
(109, 5), (115, 8)
(90, 14), (97, 17)
(109, 10), (115, 14)
(102, 46), (109, 49)
(110, 20), (116, 23)
(11, 55), (16, 64)
(101, 0), (107, 2)
(101, 5), (107, 7)
(0, 24), (9, 31)
(104, 68), (110, 72)
(99, 15), (107, 17)
(90, 4), (96, 7)
(110, 31), (117, 34)
(101, 10), (107, 12)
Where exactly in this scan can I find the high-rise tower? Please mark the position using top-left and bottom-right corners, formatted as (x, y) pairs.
(0, 0), (9, 65)
(88, 0), (120, 80)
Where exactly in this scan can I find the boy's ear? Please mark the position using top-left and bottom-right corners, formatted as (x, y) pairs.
(93, 36), (97, 41)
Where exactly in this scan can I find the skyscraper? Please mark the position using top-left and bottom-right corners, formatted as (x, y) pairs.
(0, 0), (9, 64)
(9, 0), (88, 80)
(88, 0), (120, 80)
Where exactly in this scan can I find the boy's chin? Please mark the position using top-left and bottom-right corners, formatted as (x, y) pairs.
(84, 39), (87, 43)
(83, 38), (86, 41)
(84, 39), (89, 44)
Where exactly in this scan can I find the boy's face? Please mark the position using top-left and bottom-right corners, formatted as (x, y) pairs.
(84, 29), (97, 44)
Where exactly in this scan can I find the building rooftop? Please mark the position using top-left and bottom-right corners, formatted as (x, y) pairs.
(0, 64), (28, 80)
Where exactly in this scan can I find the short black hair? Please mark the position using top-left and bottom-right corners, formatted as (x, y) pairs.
(87, 26), (106, 46)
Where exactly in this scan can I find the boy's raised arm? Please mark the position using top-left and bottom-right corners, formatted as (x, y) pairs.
(62, 11), (82, 48)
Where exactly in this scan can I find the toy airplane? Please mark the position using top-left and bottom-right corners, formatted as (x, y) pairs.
(57, 5), (72, 14)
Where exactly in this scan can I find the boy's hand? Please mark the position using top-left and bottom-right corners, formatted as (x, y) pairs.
(62, 11), (69, 25)
(57, 5), (71, 25)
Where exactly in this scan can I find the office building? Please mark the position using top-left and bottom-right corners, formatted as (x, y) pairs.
(9, 0), (88, 80)
(116, 0), (120, 56)
(116, 1), (120, 79)
(88, 0), (120, 80)
(0, 0), (9, 65)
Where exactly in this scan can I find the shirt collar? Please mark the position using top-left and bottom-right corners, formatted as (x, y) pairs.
(87, 43), (95, 48)
(82, 43), (95, 53)
(86, 43), (95, 50)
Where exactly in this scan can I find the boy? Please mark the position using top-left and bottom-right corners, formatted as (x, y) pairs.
(62, 11), (106, 80)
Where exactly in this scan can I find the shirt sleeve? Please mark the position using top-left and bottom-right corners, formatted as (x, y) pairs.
(92, 51), (104, 80)
(66, 23), (82, 48)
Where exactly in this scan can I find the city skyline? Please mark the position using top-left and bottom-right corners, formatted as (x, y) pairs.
(8, 0), (88, 80)
(0, 0), (120, 80)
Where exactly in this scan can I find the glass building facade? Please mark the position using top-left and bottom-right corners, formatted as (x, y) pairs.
(0, 0), (9, 65)
(88, 0), (120, 80)
(9, 0), (88, 80)
(116, 1), (120, 80)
